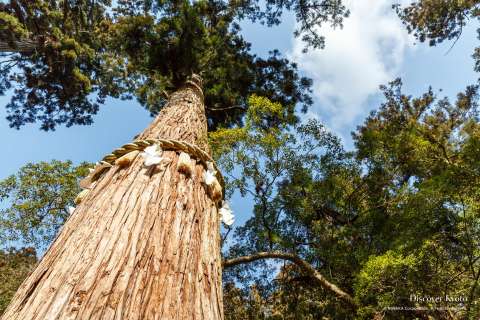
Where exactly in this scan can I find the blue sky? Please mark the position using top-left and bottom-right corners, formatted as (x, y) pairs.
(0, 0), (478, 230)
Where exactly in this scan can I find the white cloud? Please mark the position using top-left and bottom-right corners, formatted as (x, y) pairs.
(290, 0), (415, 137)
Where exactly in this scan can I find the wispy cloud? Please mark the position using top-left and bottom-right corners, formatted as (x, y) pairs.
(291, 0), (414, 137)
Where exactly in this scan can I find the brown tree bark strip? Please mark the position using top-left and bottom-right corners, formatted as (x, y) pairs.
(2, 77), (223, 320)
(223, 251), (357, 309)
(0, 39), (38, 52)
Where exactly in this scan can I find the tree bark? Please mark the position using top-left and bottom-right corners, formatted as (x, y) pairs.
(0, 39), (38, 52)
(1, 77), (224, 319)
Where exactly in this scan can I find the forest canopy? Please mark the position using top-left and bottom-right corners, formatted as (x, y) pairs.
(0, 0), (349, 130)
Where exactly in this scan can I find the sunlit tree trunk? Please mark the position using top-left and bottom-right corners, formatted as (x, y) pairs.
(1, 76), (224, 320)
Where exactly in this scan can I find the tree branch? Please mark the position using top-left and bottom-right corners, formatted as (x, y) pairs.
(315, 206), (358, 226)
(206, 105), (246, 112)
(223, 251), (357, 309)
(0, 39), (38, 53)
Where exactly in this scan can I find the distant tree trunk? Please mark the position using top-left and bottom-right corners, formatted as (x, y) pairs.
(0, 39), (38, 52)
(1, 76), (224, 320)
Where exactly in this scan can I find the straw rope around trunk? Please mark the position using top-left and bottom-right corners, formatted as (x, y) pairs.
(80, 138), (225, 200)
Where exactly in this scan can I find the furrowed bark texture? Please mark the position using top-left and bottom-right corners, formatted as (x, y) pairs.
(2, 80), (223, 320)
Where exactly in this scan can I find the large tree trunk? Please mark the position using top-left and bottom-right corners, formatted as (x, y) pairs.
(1, 77), (224, 320)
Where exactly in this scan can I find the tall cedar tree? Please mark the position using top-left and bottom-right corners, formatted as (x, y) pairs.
(0, 0), (347, 319)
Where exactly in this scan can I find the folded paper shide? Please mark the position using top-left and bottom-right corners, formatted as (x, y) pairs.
(142, 144), (163, 167)
(203, 161), (217, 185)
(68, 206), (75, 215)
(219, 201), (235, 226)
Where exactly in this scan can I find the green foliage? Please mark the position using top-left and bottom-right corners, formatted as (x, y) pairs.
(0, 0), (114, 130)
(214, 96), (352, 319)
(0, 12), (28, 39)
(351, 79), (480, 318)
(354, 251), (418, 318)
(106, 1), (313, 129)
(220, 86), (480, 319)
(396, 0), (480, 73)
(0, 0), (346, 130)
(0, 160), (91, 251)
(209, 94), (284, 159)
(223, 283), (268, 319)
(233, 0), (349, 51)
(395, 0), (479, 46)
(0, 247), (37, 315)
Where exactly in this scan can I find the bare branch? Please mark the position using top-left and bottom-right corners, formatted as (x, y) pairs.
(206, 105), (246, 112)
(223, 251), (357, 309)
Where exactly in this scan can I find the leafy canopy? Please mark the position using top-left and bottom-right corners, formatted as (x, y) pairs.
(0, 160), (91, 251)
(0, 0), (348, 131)
(214, 82), (480, 319)
(395, 0), (480, 46)
(396, 0), (480, 72)
(0, 0), (113, 130)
